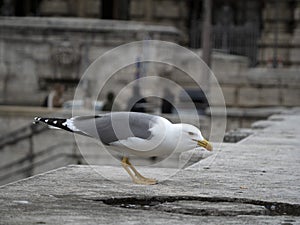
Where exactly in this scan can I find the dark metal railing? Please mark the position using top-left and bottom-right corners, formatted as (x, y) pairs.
(0, 142), (81, 183)
(0, 124), (47, 150)
(190, 20), (260, 67)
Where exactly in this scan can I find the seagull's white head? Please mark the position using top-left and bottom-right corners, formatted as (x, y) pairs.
(179, 124), (213, 152)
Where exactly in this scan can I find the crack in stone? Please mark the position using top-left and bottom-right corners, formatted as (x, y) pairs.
(95, 196), (300, 217)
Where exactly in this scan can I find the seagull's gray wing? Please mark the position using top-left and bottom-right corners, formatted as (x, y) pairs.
(71, 112), (158, 145)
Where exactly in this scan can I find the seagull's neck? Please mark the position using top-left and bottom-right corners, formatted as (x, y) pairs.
(154, 118), (183, 149)
(171, 123), (185, 132)
(168, 123), (185, 141)
(168, 123), (194, 153)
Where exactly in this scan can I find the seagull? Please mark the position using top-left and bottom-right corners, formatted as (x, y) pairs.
(34, 112), (212, 185)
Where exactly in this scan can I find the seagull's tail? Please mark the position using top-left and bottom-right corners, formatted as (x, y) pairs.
(33, 117), (74, 132)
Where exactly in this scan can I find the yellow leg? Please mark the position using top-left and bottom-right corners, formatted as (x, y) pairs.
(121, 157), (157, 185)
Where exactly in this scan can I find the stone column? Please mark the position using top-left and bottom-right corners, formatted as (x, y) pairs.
(290, 0), (300, 67)
(258, 0), (292, 67)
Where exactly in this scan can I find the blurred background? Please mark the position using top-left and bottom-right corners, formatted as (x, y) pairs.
(0, 0), (299, 185)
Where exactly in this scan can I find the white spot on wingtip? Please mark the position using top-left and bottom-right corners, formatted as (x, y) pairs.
(62, 118), (80, 132)
(13, 200), (30, 204)
(45, 119), (49, 123)
(53, 120), (57, 124)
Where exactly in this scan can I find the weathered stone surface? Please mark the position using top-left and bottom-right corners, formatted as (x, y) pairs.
(241, 111), (300, 147)
(259, 88), (280, 106)
(221, 86), (236, 106)
(282, 88), (300, 106)
(239, 87), (280, 108)
(224, 68), (300, 107)
(238, 87), (260, 106)
(251, 120), (276, 129)
(208, 85), (229, 106)
(223, 128), (254, 143)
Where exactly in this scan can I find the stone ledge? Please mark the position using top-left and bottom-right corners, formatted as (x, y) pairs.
(0, 17), (180, 35)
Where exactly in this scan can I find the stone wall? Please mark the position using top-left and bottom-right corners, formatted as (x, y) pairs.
(213, 68), (300, 107)
(167, 50), (300, 108)
(0, 17), (180, 106)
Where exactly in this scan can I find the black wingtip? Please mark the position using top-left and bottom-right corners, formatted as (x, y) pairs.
(33, 117), (51, 126)
(33, 117), (74, 132)
(33, 117), (41, 124)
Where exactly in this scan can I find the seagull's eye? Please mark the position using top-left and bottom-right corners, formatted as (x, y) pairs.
(188, 132), (194, 136)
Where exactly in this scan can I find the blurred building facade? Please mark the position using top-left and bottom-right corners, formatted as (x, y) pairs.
(0, 0), (299, 67)
(0, 0), (299, 108)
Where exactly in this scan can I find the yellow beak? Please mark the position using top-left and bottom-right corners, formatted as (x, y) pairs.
(197, 139), (213, 151)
